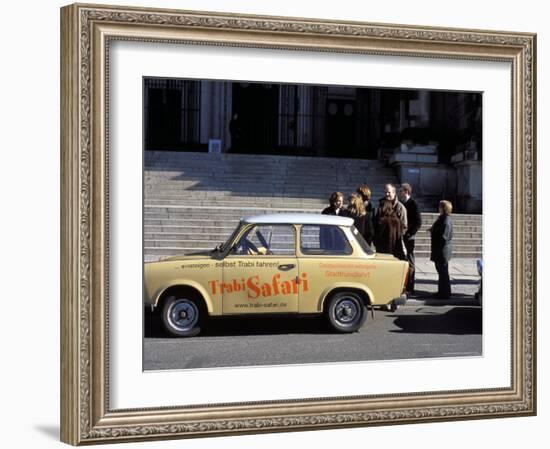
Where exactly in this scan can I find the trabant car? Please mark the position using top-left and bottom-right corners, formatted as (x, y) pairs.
(144, 213), (409, 337)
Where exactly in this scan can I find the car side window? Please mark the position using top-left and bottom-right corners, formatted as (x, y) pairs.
(300, 225), (352, 255)
(232, 225), (295, 256)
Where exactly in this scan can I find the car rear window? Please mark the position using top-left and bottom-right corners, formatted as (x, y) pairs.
(300, 225), (352, 255)
(350, 225), (375, 255)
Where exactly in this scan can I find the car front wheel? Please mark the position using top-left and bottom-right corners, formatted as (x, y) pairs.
(327, 291), (366, 333)
(161, 296), (203, 337)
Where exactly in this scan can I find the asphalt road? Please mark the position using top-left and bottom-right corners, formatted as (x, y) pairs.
(144, 301), (482, 371)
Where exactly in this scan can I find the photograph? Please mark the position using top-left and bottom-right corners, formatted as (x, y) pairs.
(142, 78), (484, 370)
(57, 2), (537, 445)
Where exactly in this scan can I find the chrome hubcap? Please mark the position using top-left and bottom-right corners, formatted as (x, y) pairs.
(168, 299), (198, 330)
(335, 298), (359, 324)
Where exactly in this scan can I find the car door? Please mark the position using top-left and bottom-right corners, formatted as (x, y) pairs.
(297, 224), (355, 313)
(221, 224), (299, 314)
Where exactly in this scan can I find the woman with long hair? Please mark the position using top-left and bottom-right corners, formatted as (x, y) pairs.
(356, 185), (375, 245)
(343, 193), (368, 239)
(374, 198), (406, 259)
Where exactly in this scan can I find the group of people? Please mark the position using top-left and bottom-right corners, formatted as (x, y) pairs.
(322, 183), (453, 299)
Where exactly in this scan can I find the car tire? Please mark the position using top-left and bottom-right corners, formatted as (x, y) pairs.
(327, 291), (366, 333)
(161, 295), (203, 337)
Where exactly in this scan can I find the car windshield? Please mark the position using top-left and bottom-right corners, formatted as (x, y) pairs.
(218, 221), (245, 253)
(350, 225), (375, 255)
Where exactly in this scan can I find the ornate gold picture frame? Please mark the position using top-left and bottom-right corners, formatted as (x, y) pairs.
(60, 3), (536, 445)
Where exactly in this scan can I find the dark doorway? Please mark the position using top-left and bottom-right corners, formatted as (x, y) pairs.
(146, 87), (182, 151)
(231, 83), (279, 154)
(325, 98), (358, 158)
(145, 79), (202, 152)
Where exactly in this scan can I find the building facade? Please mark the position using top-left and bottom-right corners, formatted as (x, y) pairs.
(144, 78), (482, 212)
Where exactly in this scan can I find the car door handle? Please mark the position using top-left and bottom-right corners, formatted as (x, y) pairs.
(278, 264), (295, 271)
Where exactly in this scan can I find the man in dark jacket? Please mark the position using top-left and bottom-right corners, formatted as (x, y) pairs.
(399, 183), (422, 295)
(320, 192), (345, 251)
(374, 184), (408, 260)
(429, 200), (454, 298)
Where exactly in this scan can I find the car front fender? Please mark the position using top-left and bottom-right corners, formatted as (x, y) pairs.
(151, 279), (215, 314)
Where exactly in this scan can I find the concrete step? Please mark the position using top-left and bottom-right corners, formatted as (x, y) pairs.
(421, 212), (483, 220)
(146, 153), (389, 163)
(144, 241), (481, 254)
(144, 210), (482, 220)
(145, 151), (389, 165)
(144, 151), (400, 204)
(145, 187), (393, 196)
(143, 207), (483, 228)
(146, 190), (290, 198)
(145, 174), (396, 184)
(143, 246), (482, 259)
(146, 165), (393, 172)
(144, 198), (329, 207)
(144, 172), (395, 181)
(414, 243), (482, 251)
(144, 176), (395, 184)
(143, 208), (322, 218)
(142, 151), (482, 259)
(144, 218), (243, 227)
(143, 232), (480, 246)
(143, 229), (481, 242)
(143, 208), (483, 225)
(144, 184), (395, 196)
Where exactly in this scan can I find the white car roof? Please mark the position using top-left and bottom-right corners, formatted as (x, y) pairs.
(242, 213), (354, 226)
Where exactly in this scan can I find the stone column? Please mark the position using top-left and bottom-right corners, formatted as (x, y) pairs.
(278, 85), (295, 147)
(453, 159), (482, 213)
(416, 90), (430, 127)
(200, 81), (232, 152)
(296, 85), (313, 148)
(200, 82), (213, 144)
(143, 83), (150, 150)
(312, 86), (328, 156)
(399, 95), (408, 132)
(222, 83), (232, 152)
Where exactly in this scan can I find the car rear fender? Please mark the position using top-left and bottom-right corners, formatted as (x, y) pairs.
(318, 282), (374, 312)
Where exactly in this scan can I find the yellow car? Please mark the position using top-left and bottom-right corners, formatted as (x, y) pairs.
(144, 213), (409, 337)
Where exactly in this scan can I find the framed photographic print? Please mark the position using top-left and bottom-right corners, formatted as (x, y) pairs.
(60, 3), (536, 445)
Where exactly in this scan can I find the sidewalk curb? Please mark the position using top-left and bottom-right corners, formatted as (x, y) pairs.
(404, 298), (481, 307)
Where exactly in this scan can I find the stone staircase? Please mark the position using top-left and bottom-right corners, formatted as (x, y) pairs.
(144, 151), (482, 261)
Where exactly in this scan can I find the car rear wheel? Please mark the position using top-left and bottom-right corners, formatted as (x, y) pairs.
(161, 296), (203, 337)
(327, 291), (366, 333)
